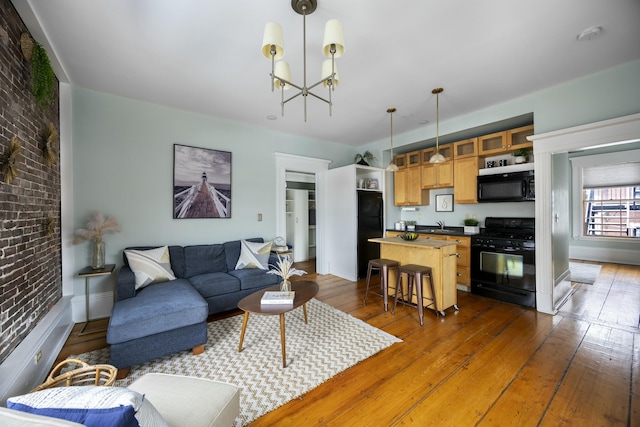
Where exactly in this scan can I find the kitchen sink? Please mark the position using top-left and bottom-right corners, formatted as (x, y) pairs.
(426, 229), (455, 233)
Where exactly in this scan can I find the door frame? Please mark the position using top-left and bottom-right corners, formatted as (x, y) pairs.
(274, 153), (331, 266)
(530, 112), (640, 314)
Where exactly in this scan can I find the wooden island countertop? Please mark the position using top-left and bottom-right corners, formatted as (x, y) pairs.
(369, 236), (459, 315)
(368, 237), (457, 249)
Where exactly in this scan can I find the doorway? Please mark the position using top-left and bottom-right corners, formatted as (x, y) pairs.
(274, 153), (330, 275)
(286, 172), (316, 266)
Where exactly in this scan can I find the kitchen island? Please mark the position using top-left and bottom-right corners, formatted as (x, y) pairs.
(368, 237), (459, 315)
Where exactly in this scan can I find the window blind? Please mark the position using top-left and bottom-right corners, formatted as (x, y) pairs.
(582, 162), (640, 188)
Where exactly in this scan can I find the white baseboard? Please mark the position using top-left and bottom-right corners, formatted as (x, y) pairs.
(0, 297), (74, 406)
(71, 291), (114, 323)
(569, 246), (640, 266)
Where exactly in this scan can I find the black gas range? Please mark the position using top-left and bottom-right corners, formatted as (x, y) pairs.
(471, 217), (536, 308)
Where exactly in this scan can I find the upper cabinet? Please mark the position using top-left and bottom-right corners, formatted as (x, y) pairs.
(393, 152), (428, 206)
(421, 144), (453, 189)
(453, 138), (478, 159)
(452, 138), (480, 204)
(478, 125), (534, 156)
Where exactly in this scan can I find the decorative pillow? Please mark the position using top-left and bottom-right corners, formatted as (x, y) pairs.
(7, 386), (168, 427)
(124, 246), (176, 290)
(235, 240), (272, 270)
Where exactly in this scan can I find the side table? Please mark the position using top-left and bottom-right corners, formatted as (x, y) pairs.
(77, 264), (115, 336)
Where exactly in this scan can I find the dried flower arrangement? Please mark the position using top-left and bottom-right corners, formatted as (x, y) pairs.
(72, 211), (121, 244)
(2, 136), (21, 184)
(46, 215), (55, 237)
(42, 122), (58, 166)
(267, 254), (306, 291)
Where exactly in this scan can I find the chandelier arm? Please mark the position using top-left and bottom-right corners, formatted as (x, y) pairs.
(282, 91), (305, 105)
(306, 91), (331, 104)
(271, 74), (304, 92)
(306, 75), (333, 91)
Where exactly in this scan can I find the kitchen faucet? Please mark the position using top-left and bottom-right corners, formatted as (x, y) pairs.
(437, 220), (445, 230)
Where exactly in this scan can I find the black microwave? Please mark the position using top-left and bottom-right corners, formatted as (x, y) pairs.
(477, 170), (535, 203)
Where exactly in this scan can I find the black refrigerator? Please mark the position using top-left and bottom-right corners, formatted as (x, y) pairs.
(357, 190), (383, 278)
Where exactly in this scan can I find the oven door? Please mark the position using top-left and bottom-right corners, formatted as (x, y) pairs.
(471, 244), (536, 292)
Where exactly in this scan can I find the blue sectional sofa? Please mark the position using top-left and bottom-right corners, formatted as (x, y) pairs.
(106, 238), (280, 376)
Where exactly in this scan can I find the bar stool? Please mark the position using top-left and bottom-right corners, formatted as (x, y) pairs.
(392, 264), (438, 325)
(363, 259), (399, 311)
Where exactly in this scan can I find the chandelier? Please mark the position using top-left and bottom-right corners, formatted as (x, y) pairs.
(261, 0), (345, 121)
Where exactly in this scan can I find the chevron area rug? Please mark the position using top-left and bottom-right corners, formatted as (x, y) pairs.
(74, 299), (401, 426)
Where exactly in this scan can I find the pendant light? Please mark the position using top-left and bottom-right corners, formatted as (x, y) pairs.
(385, 108), (399, 172)
(429, 88), (446, 164)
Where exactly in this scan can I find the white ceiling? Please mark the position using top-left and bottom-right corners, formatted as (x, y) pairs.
(16, 0), (640, 146)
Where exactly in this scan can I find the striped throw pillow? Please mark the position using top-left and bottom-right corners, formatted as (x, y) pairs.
(125, 246), (176, 290)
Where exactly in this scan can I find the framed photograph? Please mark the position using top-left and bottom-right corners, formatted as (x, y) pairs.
(173, 144), (232, 218)
(435, 194), (454, 212)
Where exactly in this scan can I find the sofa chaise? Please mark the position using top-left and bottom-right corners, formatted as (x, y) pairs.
(107, 238), (280, 376)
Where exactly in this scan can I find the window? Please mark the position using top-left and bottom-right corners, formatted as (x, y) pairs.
(583, 186), (640, 237)
(571, 149), (640, 240)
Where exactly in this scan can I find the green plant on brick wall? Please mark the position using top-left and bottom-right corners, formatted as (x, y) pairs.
(30, 41), (56, 107)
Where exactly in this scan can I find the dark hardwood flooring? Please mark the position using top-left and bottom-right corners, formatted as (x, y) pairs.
(55, 259), (639, 426)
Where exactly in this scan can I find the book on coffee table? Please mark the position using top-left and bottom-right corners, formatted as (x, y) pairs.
(261, 291), (295, 305)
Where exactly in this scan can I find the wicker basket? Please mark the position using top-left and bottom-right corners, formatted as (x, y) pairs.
(31, 358), (118, 392)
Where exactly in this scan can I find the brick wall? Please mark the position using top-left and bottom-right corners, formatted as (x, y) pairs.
(0, 0), (61, 364)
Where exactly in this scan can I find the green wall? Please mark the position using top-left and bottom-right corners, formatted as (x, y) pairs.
(71, 87), (354, 293)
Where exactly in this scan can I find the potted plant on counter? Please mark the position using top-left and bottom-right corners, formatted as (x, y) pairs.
(405, 220), (416, 231)
(463, 216), (480, 234)
(512, 148), (530, 164)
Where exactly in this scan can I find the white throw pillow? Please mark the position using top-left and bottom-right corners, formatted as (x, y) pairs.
(125, 246), (176, 290)
(7, 386), (168, 427)
(235, 240), (272, 270)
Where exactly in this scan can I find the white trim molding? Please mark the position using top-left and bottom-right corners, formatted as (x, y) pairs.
(530, 113), (640, 314)
(0, 297), (74, 405)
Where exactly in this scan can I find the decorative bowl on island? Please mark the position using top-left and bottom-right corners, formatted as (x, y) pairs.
(400, 232), (418, 241)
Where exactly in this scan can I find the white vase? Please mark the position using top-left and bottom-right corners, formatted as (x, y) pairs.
(515, 156), (526, 164)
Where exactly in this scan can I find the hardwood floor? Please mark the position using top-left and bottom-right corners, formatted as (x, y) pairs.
(55, 260), (639, 426)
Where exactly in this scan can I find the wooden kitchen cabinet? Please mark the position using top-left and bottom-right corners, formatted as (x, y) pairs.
(447, 235), (471, 290)
(406, 150), (421, 168)
(421, 145), (453, 189)
(453, 156), (482, 204)
(506, 125), (534, 151)
(478, 125), (534, 156)
(371, 237), (458, 315)
(453, 138), (478, 159)
(386, 231), (471, 290)
(393, 154), (407, 169)
(394, 161), (429, 206)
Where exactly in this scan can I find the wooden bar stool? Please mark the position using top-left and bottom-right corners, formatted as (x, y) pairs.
(363, 259), (399, 311)
(392, 264), (438, 325)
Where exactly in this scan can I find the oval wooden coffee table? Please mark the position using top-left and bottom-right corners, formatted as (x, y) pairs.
(237, 280), (319, 368)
